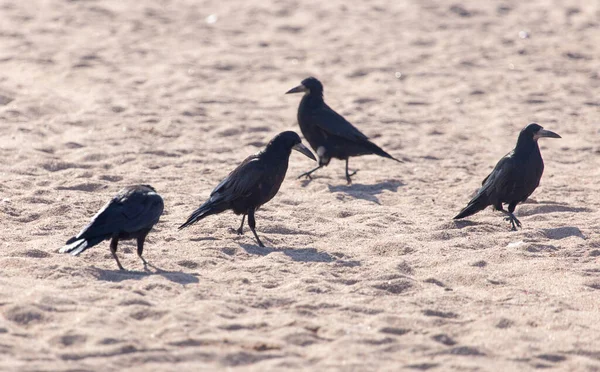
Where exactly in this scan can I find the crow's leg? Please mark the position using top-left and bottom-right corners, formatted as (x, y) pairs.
(136, 230), (150, 267)
(237, 215), (246, 235)
(498, 203), (521, 231)
(247, 209), (265, 247)
(298, 165), (323, 180)
(507, 202), (522, 230)
(345, 158), (358, 184)
(110, 237), (125, 270)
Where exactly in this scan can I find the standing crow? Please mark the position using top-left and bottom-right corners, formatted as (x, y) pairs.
(179, 131), (316, 247)
(454, 123), (561, 230)
(59, 185), (164, 270)
(286, 77), (402, 184)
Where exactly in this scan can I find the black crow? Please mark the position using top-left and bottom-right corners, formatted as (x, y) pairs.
(454, 123), (561, 230)
(286, 77), (402, 184)
(59, 185), (164, 270)
(178, 131), (316, 247)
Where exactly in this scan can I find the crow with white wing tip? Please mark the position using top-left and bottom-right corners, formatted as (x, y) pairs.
(59, 185), (164, 270)
(453, 123), (561, 230)
(178, 131), (316, 247)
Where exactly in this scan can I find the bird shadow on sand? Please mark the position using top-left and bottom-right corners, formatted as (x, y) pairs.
(518, 201), (592, 217)
(238, 244), (335, 263)
(450, 219), (529, 231)
(542, 226), (585, 240)
(328, 179), (405, 204)
(451, 220), (486, 229)
(451, 218), (586, 239)
(89, 263), (199, 285)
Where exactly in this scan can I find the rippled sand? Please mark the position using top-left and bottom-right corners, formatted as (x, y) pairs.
(1, 0), (599, 370)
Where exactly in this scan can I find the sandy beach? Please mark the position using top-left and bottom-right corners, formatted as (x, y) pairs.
(1, 0), (600, 370)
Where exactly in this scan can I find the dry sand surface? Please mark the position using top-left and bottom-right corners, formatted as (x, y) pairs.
(1, 0), (600, 370)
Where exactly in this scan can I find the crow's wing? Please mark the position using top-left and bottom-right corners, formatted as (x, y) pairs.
(480, 154), (519, 201)
(482, 150), (512, 186)
(308, 103), (370, 142)
(210, 155), (266, 203)
(76, 191), (163, 239)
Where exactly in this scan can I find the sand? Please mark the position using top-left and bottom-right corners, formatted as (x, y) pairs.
(1, 0), (600, 370)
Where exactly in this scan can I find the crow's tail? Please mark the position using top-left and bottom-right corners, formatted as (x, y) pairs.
(59, 235), (106, 256)
(453, 193), (490, 220)
(367, 141), (403, 163)
(178, 200), (226, 230)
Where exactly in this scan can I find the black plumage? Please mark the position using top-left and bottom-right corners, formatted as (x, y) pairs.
(454, 123), (561, 230)
(286, 77), (402, 183)
(178, 131), (316, 247)
(59, 185), (164, 270)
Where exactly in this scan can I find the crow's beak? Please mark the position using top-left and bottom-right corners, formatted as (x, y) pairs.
(285, 84), (308, 94)
(535, 129), (561, 139)
(292, 143), (316, 161)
